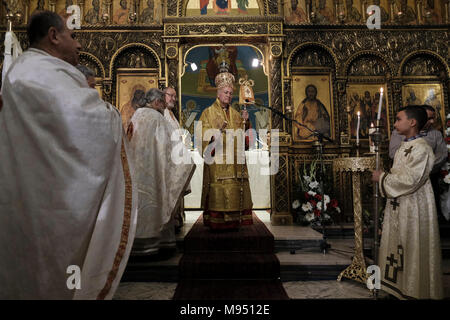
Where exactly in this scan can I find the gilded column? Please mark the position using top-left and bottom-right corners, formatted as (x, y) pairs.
(78, 0), (85, 23)
(49, 0), (56, 12)
(416, 0), (423, 24)
(268, 37), (292, 225)
(392, 80), (402, 114)
(101, 0), (111, 24)
(164, 38), (180, 120)
(445, 1), (449, 24)
(336, 79), (347, 138)
(268, 38), (283, 131)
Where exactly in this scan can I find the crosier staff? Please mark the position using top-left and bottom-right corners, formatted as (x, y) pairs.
(238, 77), (254, 225)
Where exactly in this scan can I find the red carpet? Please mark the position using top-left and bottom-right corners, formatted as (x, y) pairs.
(173, 213), (289, 300)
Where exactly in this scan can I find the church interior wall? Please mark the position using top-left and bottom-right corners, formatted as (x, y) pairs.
(1, 0), (448, 225)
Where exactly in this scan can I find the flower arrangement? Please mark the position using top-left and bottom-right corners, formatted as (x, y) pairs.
(292, 160), (341, 227)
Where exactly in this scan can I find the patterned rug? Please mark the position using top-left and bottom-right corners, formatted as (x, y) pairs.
(173, 212), (289, 300)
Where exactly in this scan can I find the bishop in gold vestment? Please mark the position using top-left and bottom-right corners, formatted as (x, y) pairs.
(378, 137), (443, 299)
(199, 71), (253, 230)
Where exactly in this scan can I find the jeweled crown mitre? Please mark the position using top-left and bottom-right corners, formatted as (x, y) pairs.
(215, 61), (235, 89)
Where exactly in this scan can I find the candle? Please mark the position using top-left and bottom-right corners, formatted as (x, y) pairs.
(369, 122), (376, 153)
(377, 87), (384, 121)
(356, 111), (361, 145)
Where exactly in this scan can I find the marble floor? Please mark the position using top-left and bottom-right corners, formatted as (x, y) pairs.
(113, 280), (394, 300)
(114, 211), (450, 300)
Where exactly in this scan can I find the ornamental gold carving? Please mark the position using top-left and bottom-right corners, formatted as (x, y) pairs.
(165, 45), (178, 59)
(270, 44), (282, 57)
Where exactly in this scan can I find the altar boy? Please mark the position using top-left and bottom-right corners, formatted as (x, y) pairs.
(372, 105), (443, 299)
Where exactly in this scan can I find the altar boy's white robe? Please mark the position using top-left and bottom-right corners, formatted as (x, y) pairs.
(128, 107), (194, 254)
(0, 48), (137, 299)
(379, 138), (443, 299)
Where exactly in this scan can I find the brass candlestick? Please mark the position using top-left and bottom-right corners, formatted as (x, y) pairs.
(334, 156), (376, 285)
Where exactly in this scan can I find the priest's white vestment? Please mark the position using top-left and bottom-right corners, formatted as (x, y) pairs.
(379, 137), (443, 299)
(163, 108), (192, 229)
(128, 107), (194, 254)
(0, 48), (137, 299)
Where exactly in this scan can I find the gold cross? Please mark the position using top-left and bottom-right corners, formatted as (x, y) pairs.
(404, 146), (413, 156)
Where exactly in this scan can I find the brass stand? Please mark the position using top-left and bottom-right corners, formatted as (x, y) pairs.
(334, 156), (376, 284)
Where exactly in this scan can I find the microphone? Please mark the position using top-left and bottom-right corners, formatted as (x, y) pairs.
(249, 100), (280, 114)
(248, 100), (334, 143)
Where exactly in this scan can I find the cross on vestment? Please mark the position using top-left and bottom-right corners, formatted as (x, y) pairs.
(385, 253), (399, 283)
(404, 146), (413, 156)
(390, 198), (400, 211)
(385, 246), (404, 283)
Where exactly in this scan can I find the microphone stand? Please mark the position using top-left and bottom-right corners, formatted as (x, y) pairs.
(253, 102), (333, 254)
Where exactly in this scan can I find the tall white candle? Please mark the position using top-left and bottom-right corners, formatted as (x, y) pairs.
(356, 111), (360, 145)
(377, 87), (384, 121)
(369, 122), (376, 153)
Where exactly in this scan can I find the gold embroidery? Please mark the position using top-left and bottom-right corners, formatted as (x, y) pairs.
(96, 139), (133, 300)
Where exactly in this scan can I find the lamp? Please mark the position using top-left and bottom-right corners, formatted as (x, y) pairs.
(186, 61), (198, 71)
(252, 58), (260, 68)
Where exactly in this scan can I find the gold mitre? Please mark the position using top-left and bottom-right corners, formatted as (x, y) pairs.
(215, 60), (235, 89)
(215, 72), (235, 89)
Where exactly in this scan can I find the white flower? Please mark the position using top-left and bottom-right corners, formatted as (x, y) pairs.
(309, 181), (319, 189)
(308, 190), (317, 197)
(305, 212), (315, 222)
(324, 194), (330, 205)
(324, 213), (331, 220)
(303, 175), (311, 184)
(444, 173), (450, 185)
(317, 201), (327, 211)
(302, 202), (313, 212)
(447, 113), (450, 119)
(292, 200), (300, 209)
(336, 207), (341, 213)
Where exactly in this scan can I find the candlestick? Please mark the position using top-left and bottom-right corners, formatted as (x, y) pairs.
(377, 87), (383, 121)
(356, 111), (360, 146)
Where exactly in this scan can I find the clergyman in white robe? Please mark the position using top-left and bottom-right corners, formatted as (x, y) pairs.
(378, 137), (444, 299)
(128, 104), (195, 255)
(0, 48), (137, 299)
(164, 107), (193, 230)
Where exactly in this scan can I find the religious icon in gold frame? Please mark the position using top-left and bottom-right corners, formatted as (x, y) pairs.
(346, 83), (390, 140)
(138, 0), (163, 24)
(112, 0), (130, 25)
(84, 0), (101, 24)
(291, 73), (334, 142)
(116, 69), (158, 130)
(402, 83), (446, 132)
